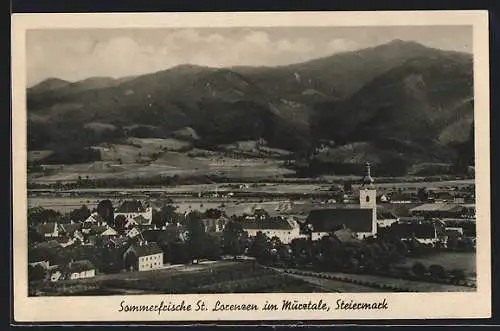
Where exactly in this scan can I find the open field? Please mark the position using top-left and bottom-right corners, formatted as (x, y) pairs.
(281, 268), (476, 292)
(30, 261), (326, 296)
(29, 156), (294, 184)
(29, 179), (474, 194)
(397, 252), (476, 277)
(283, 273), (392, 293)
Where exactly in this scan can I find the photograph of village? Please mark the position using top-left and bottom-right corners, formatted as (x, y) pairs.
(26, 26), (476, 296)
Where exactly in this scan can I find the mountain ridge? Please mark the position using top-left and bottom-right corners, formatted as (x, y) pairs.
(27, 39), (475, 176)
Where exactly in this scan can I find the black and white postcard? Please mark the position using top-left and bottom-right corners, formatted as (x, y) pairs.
(11, 10), (491, 322)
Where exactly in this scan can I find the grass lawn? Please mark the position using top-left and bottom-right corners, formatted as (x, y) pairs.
(30, 261), (326, 296)
(399, 252), (476, 276)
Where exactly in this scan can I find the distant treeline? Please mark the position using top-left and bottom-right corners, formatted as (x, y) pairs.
(27, 172), (474, 190)
(293, 158), (410, 177)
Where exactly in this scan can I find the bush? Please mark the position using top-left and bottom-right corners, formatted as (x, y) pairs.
(428, 264), (447, 279)
(450, 268), (466, 282)
(412, 262), (427, 278)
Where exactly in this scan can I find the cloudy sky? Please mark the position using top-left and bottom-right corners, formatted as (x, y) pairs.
(26, 26), (472, 87)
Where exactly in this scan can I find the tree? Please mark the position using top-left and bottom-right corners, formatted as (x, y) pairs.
(185, 211), (207, 261)
(28, 207), (61, 226)
(248, 231), (271, 263)
(446, 235), (459, 251)
(114, 215), (127, 234)
(28, 264), (46, 282)
(343, 181), (353, 194)
(412, 262), (427, 278)
(450, 268), (466, 283)
(417, 187), (429, 202)
(222, 220), (248, 257)
(97, 200), (114, 225)
(69, 205), (91, 223)
(153, 204), (181, 228)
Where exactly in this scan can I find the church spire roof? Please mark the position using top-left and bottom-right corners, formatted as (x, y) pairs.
(361, 162), (374, 188)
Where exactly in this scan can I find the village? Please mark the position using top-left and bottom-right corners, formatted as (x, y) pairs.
(27, 163), (476, 294)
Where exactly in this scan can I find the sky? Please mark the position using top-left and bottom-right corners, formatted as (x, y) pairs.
(26, 26), (472, 87)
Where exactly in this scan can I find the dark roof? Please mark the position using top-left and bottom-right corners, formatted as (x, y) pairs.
(117, 200), (145, 213)
(67, 260), (95, 273)
(36, 222), (57, 235)
(142, 227), (182, 243)
(410, 203), (463, 213)
(61, 223), (81, 235)
(87, 224), (108, 234)
(204, 208), (225, 219)
(389, 192), (415, 201)
(110, 236), (130, 247)
(130, 242), (163, 257)
(305, 208), (374, 233)
(240, 217), (293, 230)
(377, 207), (398, 220)
(34, 240), (61, 249)
(333, 228), (360, 243)
(391, 222), (437, 239)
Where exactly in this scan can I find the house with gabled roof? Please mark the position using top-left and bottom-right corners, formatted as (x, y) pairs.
(100, 226), (118, 237)
(66, 260), (96, 280)
(123, 242), (164, 271)
(241, 216), (303, 244)
(36, 222), (65, 238)
(304, 162), (379, 241)
(115, 200), (153, 225)
(376, 207), (399, 228)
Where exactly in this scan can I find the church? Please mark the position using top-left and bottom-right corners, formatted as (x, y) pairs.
(304, 162), (378, 241)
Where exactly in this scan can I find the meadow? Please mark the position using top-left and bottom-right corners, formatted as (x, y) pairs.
(30, 261), (325, 296)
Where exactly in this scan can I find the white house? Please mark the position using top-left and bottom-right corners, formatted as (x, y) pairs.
(36, 222), (65, 238)
(242, 216), (304, 244)
(123, 242), (164, 272)
(66, 260), (96, 280)
(115, 200), (153, 226)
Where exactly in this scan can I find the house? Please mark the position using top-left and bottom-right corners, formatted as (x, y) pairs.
(142, 225), (185, 245)
(66, 260), (96, 280)
(100, 226), (119, 237)
(376, 207), (399, 228)
(388, 192), (415, 204)
(109, 236), (130, 248)
(409, 203), (464, 219)
(430, 190), (455, 203)
(332, 227), (361, 244)
(47, 265), (64, 282)
(84, 213), (107, 226)
(305, 208), (375, 241)
(241, 216), (304, 244)
(82, 223), (108, 236)
(390, 221), (444, 246)
(114, 200), (153, 226)
(304, 162), (378, 241)
(123, 242), (164, 272)
(28, 260), (50, 269)
(201, 210), (228, 233)
(460, 204), (476, 219)
(36, 222), (64, 238)
(61, 223), (84, 240)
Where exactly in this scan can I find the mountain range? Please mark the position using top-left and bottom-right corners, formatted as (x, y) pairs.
(27, 39), (475, 176)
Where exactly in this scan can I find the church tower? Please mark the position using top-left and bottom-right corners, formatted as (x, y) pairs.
(359, 162), (377, 236)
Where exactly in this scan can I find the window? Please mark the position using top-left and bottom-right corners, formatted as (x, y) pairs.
(366, 196), (370, 202)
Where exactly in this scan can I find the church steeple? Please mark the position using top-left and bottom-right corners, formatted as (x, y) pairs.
(361, 162), (374, 188)
(359, 161), (377, 237)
